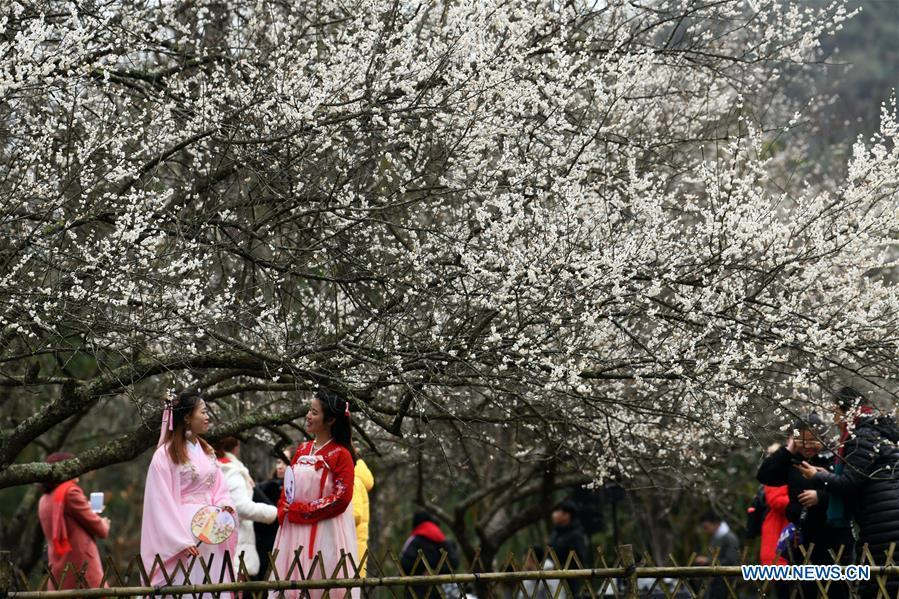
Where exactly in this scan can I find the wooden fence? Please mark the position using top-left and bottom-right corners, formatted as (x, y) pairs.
(4, 543), (899, 598)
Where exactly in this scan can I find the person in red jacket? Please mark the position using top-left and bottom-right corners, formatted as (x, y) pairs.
(760, 484), (789, 565)
(759, 444), (790, 599)
(37, 452), (111, 590)
(759, 443), (789, 567)
(270, 390), (358, 599)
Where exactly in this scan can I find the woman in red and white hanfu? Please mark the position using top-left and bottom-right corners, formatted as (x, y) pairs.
(270, 390), (359, 599)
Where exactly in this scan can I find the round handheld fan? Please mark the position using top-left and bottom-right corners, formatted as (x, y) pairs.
(190, 505), (236, 545)
(284, 465), (296, 504)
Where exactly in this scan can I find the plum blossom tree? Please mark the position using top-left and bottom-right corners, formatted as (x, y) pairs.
(0, 0), (897, 511)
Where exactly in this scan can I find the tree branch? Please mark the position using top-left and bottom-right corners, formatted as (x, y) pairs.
(0, 404), (306, 489)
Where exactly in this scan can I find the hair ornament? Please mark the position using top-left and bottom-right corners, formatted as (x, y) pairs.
(157, 390), (178, 448)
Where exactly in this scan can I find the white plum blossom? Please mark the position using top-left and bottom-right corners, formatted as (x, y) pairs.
(0, 0), (896, 489)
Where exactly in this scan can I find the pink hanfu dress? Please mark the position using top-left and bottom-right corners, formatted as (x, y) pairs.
(270, 440), (358, 599)
(141, 439), (237, 598)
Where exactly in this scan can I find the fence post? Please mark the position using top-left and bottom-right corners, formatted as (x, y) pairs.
(617, 544), (637, 599)
(0, 550), (13, 597)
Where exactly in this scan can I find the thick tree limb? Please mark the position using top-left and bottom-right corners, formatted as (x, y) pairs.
(0, 404), (306, 489)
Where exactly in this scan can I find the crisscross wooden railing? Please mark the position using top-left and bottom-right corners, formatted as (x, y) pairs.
(4, 543), (899, 598)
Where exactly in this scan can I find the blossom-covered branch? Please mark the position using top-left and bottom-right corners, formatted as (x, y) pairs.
(1, 0), (897, 489)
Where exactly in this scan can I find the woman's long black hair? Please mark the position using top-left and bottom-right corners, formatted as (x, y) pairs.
(316, 389), (357, 463)
(165, 390), (213, 464)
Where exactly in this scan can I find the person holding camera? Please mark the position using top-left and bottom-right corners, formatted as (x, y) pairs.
(758, 413), (853, 598)
(796, 387), (899, 599)
(37, 452), (111, 590)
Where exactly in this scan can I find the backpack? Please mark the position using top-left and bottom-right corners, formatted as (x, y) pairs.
(745, 485), (768, 539)
(775, 522), (802, 558)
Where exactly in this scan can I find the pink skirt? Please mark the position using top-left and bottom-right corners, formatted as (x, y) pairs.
(269, 506), (360, 599)
(148, 502), (235, 599)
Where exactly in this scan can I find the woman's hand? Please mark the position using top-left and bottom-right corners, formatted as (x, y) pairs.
(184, 545), (200, 557)
(794, 461), (822, 479)
(798, 490), (819, 507)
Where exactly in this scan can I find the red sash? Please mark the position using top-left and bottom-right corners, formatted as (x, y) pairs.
(308, 464), (329, 558)
(50, 481), (76, 556)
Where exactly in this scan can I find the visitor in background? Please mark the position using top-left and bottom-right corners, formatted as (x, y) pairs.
(548, 500), (589, 597)
(37, 452), (111, 590)
(696, 511), (739, 599)
(756, 444), (789, 568)
(400, 511), (460, 599)
(258, 457), (287, 504)
(752, 443), (789, 599)
(516, 546), (556, 599)
(215, 437), (278, 580)
(797, 386), (899, 599)
(253, 455), (287, 580)
(353, 458), (375, 576)
(758, 413), (852, 598)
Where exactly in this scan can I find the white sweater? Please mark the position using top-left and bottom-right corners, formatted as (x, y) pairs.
(219, 452), (278, 576)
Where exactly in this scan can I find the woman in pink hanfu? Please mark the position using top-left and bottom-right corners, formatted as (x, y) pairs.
(140, 391), (237, 597)
(270, 390), (359, 599)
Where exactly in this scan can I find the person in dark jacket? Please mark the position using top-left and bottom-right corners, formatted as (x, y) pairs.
(696, 511), (740, 599)
(797, 386), (899, 598)
(548, 501), (589, 566)
(252, 456), (286, 581)
(257, 457), (287, 504)
(548, 500), (589, 597)
(400, 511), (460, 599)
(758, 413), (853, 598)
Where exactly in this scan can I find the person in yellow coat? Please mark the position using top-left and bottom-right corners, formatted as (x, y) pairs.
(352, 458), (375, 576)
